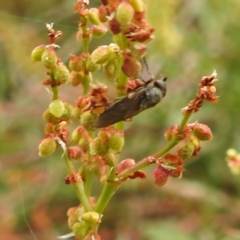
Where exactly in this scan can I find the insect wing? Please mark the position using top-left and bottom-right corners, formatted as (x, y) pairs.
(95, 88), (145, 128)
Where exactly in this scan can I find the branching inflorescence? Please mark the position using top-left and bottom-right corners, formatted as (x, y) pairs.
(31, 0), (219, 239)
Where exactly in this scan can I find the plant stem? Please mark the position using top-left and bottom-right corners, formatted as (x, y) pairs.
(179, 112), (192, 133)
(94, 167), (117, 214)
(63, 153), (92, 211)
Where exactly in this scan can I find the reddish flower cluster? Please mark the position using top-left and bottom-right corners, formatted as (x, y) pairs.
(182, 71), (218, 114)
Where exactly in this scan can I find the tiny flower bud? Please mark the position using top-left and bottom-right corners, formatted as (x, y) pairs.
(38, 138), (57, 157)
(82, 211), (101, 227)
(164, 125), (179, 142)
(87, 8), (101, 25)
(177, 139), (195, 160)
(67, 146), (83, 160)
(84, 231), (101, 240)
(153, 165), (170, 187)
(192, 122), (213, 141)
(89, 138), (109, 156)
(108, 132), (124, 152)
(116, 1), (134, 28)
(91, 46), (111, 64)
(41, 48), (57, 69)
(70, 71), (84, 86)
(49, 99), (65, 118)
(91, 25), (108, 38)
(104, 152), (117, 166)
(129, 42), (147, 59)
(76, 29), (92, 45)
(122, 56), (141, 78)
(60, 103), (73, 121)
(81, 111), (98, 131)
(98, 4), (108, 22)
(69, 55), (84, 72)
(43, 109), (61, 124)
(129, 0), (144, 12)
(72, 222), (89, 239)
(86, 57), (100, 72)
(116, 158), (135, 174)
(31, 45), (46, 62)
(103, 59), (118, 79)
(169, 166), (184, 178)
(53, 63), (70, 84)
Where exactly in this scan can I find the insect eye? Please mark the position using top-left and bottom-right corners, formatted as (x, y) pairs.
(154, 78), (167, 96)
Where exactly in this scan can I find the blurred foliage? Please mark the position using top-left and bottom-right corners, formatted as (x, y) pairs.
(1, 0), (240, 239)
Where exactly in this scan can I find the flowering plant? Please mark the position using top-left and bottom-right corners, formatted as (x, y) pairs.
(31, 0), (218, 239)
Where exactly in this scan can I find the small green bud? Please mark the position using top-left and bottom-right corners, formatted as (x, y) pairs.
(103, 59), (118, 79)
(38, 138), (57, 157)
(53, 63), (70, 84)
(91, 25), (108, 38)
(60, 103), (73, 121)
(129, 0), (145, 12)
(177, 140), (195, 160)
(87, 8), (101, 25)
(91, 46), (111, 64)
(43, 109), (61, 124)
(90, 138), (109, 156)
(72, 222), (89, 239)
(49, 99), (65, 118)
(104, 152), (117, 166)
(164, 125), (179, 142)
(80, 111), (98, 131)
(41, 48), (57, 69)
(31, 45), (46, 62)
(82, 211), (101, 227)
(86, 57), (100, 72)
(108, 133), (124, 152)
(116, 1), (134, 28)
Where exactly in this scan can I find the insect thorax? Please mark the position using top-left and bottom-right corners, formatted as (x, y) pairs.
(140, 86), (163, 109)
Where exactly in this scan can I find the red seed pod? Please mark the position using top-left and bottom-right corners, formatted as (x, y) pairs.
(67, 146), (83, 160)
(192, 122), (213, 141)
(153, 165), (170, 187)
(98, 4), (109, 22)
(116, 158), (135, 174)
(121, 55), (142, 78)
(108, 17), (122, 35)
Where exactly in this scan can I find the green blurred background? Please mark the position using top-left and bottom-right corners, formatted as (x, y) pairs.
(1, 0), (240, 239)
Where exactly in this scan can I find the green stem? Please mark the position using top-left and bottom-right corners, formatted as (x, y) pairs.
(63, 153), (92, 211)
(84, 131), (94, 197)
(179, 112), (192, 133)
(94, 167), (117, 214)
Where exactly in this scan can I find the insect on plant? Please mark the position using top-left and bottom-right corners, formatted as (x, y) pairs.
(95, 76), (167, 128)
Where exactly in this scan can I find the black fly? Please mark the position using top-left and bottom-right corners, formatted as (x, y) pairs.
(95, 77), (167, 128)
